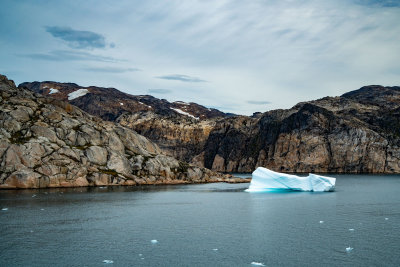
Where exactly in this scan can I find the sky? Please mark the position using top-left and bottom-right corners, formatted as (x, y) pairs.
(0, 0), (399, 115)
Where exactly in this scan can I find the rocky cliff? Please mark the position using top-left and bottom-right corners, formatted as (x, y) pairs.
(203, 87), (400, 173)
(19, 81), (231, 164)
(20, 80), (400, 173)
(0, 75), (243, 189)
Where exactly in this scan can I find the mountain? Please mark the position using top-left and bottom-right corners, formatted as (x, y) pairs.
(201, 86), (400, 173)
(19, 81), (232, 163)
(0, 74), (244, 189)
(19, 81), (229, 121)
(20, 81), (400, 174)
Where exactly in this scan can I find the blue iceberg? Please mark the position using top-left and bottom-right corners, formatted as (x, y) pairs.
(246, 167), (336, 192)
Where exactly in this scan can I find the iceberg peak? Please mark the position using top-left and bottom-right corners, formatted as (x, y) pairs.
(246, 167), (335, 192)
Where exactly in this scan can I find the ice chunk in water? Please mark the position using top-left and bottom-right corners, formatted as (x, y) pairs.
(212, 248), (218, 251)
(319, 221), (324, 224)
(385, 218), (389, 220)
(151, 240), (158, 244)
(246, 167), (336, 192)
(349, 229), (354, 231)
(251, 262), (266, 266)
(102, 260), (113, 264)
(1, 208), (8, 211)
(346, 247), (353, 252)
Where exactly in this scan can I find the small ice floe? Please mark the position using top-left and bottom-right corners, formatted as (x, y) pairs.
(212, 248), (218, 251)
(2, 208), (8, 211)
(32, 194), (37, 198)
(151, 240), (158, 244)
(102, 260), (113, 264)
(141, 258), (145, 260)
(385, 218), (389, 220)
(346, 247), (354, 252)
(30, 230), (34, 233)
(40, 208), (45, 211)
(251, 262), (266, 266)
(319, 221), (324, 224)
(138, 254), (143, 257)
(349, 229), (354, 231)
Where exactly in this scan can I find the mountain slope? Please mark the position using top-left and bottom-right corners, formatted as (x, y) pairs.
(203, 89), (400, 173)
(19, 81), (231, 162)
(20, 80), (400, 173)
(1, 75), (241, 189)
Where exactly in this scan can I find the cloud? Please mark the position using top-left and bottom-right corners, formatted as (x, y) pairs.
(247, 100), (271, 105)
(156, 74), (207, 83)
(45, 26), (108, 49)
(83, 67), (140, 73)
(19, 50), (119, 62)
(148, 89), (172, 94)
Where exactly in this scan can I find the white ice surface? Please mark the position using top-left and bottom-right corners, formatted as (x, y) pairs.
(68, 89), (89, 100)
(251, 262), (266, 266)
(48, 88), (59, 94)
(170, 108), (199, 120)
(246, 167), (335, 192)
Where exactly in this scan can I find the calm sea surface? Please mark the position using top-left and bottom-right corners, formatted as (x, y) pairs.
(1, 174), (400, 267)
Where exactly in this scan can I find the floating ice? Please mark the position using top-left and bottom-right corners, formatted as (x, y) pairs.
(212, 248), (218, 251)
(138, 254), (143, 257)
(151, 240), (158, 244)
(246, 167), (336, 192)
(385, 218), (389, 220)
(346, 247), (353, 252)
(349, 229), (354, 231)
(102, 260), (113, 264)
(40, 208), (45, 211)
(319, 221), (324, 224)
(32, 194), (37, 198)
(251, 262), (266, 266)
(2, 208), (8, 211)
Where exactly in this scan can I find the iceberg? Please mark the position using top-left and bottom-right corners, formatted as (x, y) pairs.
(246, 167), (335, 192)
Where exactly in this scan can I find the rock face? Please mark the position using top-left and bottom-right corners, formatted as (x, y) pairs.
(20, 80), (400, 174)
(20, 80), (232, 166)
(0, 74), (239, 189)
(203, 88), (400, 173)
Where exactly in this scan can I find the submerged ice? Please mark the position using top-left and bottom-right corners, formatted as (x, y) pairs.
(246, 167), (336, 192)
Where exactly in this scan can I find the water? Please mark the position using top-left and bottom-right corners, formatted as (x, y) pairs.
(1, 174), (400, 266)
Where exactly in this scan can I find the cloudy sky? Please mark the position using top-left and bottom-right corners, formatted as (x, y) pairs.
(1, 0), (399, 115)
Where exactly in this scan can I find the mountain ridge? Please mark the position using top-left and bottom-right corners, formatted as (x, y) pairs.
(20, 80), (400, 173)
(0, 74), (245, 189)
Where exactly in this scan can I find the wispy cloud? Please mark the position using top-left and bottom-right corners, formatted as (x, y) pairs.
(156, 74), (207, 83)
(45, 26), (109, 49)
(247, 100), (271, 105)
(18, 50), (119, 62)
(83, 67), (140, 73)
(148, 89), (172, 94)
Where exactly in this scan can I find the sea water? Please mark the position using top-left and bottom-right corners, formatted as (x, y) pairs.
(0, 174), (399, 266)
